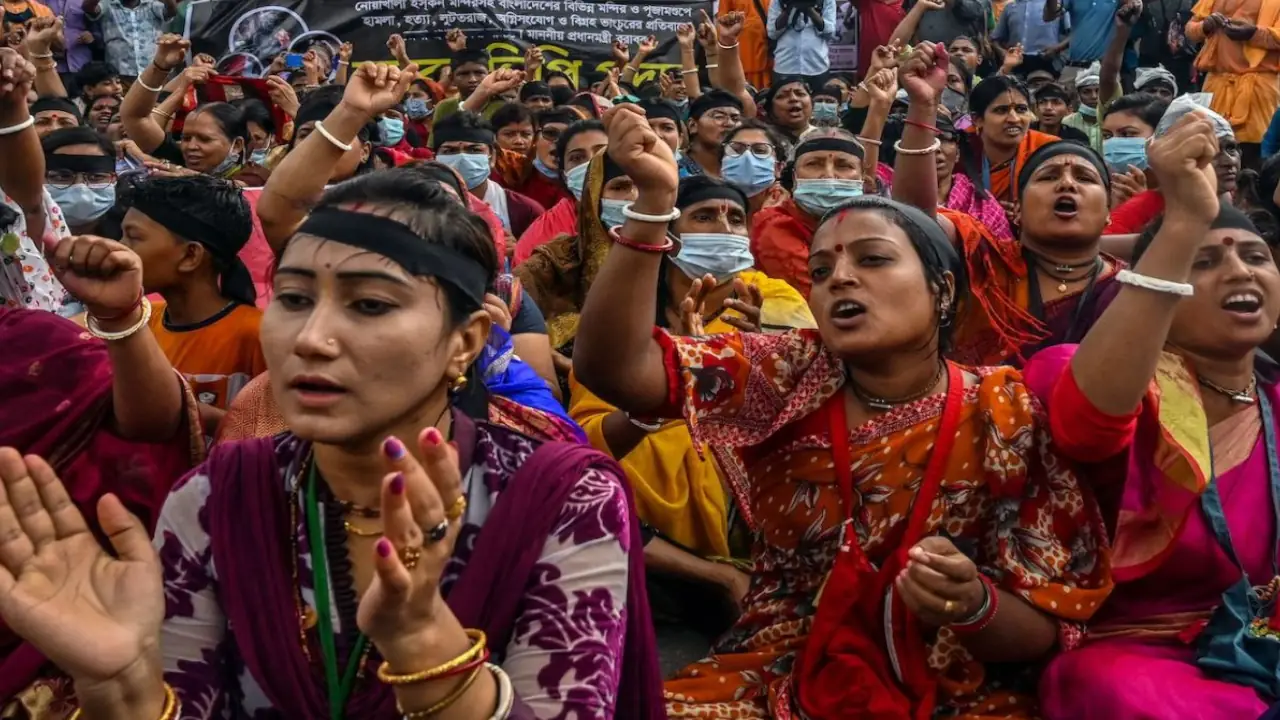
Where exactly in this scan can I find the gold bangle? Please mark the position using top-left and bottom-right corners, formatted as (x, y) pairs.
(377, 629), (487, 685)
(69, 683), (179, 720)
(401, 664), (484, 718)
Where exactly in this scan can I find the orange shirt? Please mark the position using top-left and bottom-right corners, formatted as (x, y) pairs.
(149, 301), (267, 410)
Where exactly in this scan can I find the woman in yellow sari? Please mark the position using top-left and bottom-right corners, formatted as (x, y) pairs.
(570, 176), (815, 638)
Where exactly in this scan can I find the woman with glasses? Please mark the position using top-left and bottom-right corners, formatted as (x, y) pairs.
(718, 120), (790, 215)
(512, 119), (608, 266)
(681, 91), (745, 178)
(41, 126), (117, 236)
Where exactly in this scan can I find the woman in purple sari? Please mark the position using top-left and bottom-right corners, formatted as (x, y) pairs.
(1026, 117), (1280, 718)
(0, 64), (660, 720)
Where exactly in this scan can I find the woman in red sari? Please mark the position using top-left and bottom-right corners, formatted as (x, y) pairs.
(572, 50), (1111, 719)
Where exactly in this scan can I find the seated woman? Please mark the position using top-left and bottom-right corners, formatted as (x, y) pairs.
(717, 120), (790, 215)
(0, 72), (663, 720)
(958, 75), (1056, 212)
(41, 127), (117, 236)
(0, 236), (203, 717)
(1033, 116), (1279, 720)
(513, 118), (606, 266)
(569, 176), (814, 641)
(571, 86), (1110, 718)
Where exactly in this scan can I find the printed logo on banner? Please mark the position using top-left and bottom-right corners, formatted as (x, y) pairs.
(183, 0), (712, 88)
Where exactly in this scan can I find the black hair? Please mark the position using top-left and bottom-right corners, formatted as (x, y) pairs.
(1238, 153), (1280, 221)
(1106, 92), (1171, 132)
(234, 98), (276, 138)
(74, 61), (118, 95)
(814, 84), (843, 102)
(430, 110), (496, 149)
(309, 169), (498, 415)
(406, 160), (469, 201)
(554, 119), (605, 180)
(544, 70), (574, 87)
(187, 101), (252, 147)
(689, 89), (744, 120)
(969, 74), (1029, 116)
(118, 173), (254, 264)
(636, 82), (663, 101)
(534, 107), (579, 129)
(1135, 207), (1280, 262)
(450, 48), (490, 69)
(721, 118), (789, 161)
(567, 92), (603, 118)
(41, 126), (114, 157)
(489, 101), (533, 131)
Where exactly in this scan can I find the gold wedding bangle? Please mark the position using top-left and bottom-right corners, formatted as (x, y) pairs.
(401, 664), (485, 717)
(377, 629), (488, 685)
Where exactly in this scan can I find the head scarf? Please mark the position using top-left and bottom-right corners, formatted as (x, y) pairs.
(514, 151), (612, 349)
(1016, 140), (1111, 197)
(1156, 94), (1235, 140)
(1135, 65), (1178, 95)
(1075, 62), (1101, 89)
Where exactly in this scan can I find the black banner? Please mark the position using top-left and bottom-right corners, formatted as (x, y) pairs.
(183, 0), (712, 88)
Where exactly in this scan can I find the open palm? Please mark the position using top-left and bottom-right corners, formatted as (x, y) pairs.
(0, 451), (163, 684)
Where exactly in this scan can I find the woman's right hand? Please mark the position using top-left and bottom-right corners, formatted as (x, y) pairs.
(44, 236), (144, 324)
(604, 103), (678, 200)
(340, 61), (419, 119)
(151, 34), (188, 71)
(1148, 111), (1220, 225)
(0, 449), (164, 686)
(898, 41), (948, 104)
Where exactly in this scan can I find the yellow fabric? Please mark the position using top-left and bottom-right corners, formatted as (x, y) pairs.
(568, 271), (814, 558)
(1202, 72), (1280, 142)
(1188, 0), (1280, 141)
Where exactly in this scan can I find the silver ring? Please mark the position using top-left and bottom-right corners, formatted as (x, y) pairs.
(427, 519), (449, 543)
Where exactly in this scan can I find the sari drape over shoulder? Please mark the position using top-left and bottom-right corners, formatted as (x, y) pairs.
(0, 308), (204, 716)
(749, 199), (820, 298)
(650, 328), (1112, 718)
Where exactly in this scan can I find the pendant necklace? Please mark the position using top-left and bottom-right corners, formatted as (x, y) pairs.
(1199, 374), (1258, 405)
(846, 360), (948, 410)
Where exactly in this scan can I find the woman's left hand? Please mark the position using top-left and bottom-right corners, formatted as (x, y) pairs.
(722, 278), (763, 333)
(143, 159), (198, 178)
(678, 273), (716, 336)
(358, 430), (464, 658)
(895, 536), (986, 628)
(483, 292), (512, 331)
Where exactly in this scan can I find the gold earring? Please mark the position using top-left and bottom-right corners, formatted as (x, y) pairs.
(450, 374), (468, 391)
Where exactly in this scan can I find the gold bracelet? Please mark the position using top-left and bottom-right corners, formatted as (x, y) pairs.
(151, 108), (174, 120)
(69, 683), (179, 720)
(377, 629), (487, 685)
(400, 664), (484, 718)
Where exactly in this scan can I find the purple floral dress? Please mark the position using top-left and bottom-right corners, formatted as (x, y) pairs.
(152, 427), (632, 719)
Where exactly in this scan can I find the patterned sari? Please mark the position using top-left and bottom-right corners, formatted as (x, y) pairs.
(650, 328), (1112, 718)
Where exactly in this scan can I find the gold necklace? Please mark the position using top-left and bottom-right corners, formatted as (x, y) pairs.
(1198, 374), (1258, 405)
(846, 361), (947, 411)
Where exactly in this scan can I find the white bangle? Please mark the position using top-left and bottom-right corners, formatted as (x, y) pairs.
(1116, 269), (1194, 297)
(136, 76), (164, 93)
(28, 51), (53, 58)
(337, 60), (349, 66)
(856, 136), (883, 147)
(86, 297), (153, 341)
(680, 68), (698, 76)
(486, 663), (514, 719)
(313, 120), (354, 152)
(893, 138), (941, 156)
(705, 63), (719, 70)
(717, 41), (740, 50)
(622, 203), (681, 224)
(0, 115), (35, 136)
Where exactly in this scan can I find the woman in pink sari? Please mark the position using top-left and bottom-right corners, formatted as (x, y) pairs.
(1028, 117), (1280, 718)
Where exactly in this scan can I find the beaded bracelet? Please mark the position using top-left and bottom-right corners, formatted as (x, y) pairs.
(903, 118), (941, 134)
(608, 227), (674, 253)
(950, 575), (999, 635)
(378, 629), (487, 685)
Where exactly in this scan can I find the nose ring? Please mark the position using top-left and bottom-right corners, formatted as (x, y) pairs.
(326, 338), (336, 345)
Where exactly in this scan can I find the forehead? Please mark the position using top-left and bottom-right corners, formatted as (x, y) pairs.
(184, 111), (222, 133)
(122, 207), (175, 237)
(813, 208), (911, 250)
(988, 90), (1028, 106)
(92, 96), (120, 110)
(1202, 227), (1266, 249)
(798, 149), (860, 164)
(649, 117), (679, 130)
(1102, 110), (1149, 131)
(52, 142), (107, 157)
(37, 109), (77, 121)
(1031, 153), (1099, 175)
(439, 139), (488, 150)
(539, 121), (568, 132)
(454, 62), (487, 74)
(950, 39), (976, 50)
(498, 120), (533, 131)
(683, 198), (746, 216)
(776, 84), (807, 97)
(730, 128), (770, 144)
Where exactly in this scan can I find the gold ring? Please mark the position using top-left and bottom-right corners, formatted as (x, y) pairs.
(445, 495), (467, 522)
(943, 600), (955, 615)
(400, 544), (423, 570)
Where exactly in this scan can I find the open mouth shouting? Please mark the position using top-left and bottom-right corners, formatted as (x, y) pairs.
(1052, 195), (1078, 220)
(829, 299), (867, 330)
(1222, 290), (1264, 322)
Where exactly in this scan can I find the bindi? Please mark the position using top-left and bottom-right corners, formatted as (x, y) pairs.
(834, 243), (845, 253)
(1223, 236), (1236, 246)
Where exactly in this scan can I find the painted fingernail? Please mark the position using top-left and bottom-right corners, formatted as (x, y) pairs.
(376, 538), (392, 557)
(423, 427), (443, 446)
(390, 472), (405, 495)
(383, 436), (405, 460)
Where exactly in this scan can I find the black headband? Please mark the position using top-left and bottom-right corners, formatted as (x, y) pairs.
(32, 97), (83, 120)
(818, 196), (961, 281)
(677, 182), (747, 212)
(131, 199), (256, 306)
(1017, 140), (1111, 197)
(46, 153), (116, 174)
(796, 136), (865, 161)
(640, 101), (681, 127)
(296, 208), (488, 306)
(1212, 204), (1261, 233)
(432, 124), (495, 148)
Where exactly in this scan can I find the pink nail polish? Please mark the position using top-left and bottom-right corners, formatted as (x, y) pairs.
(376, 539), (392, 557)
(383, 437), (405, 460)
(424, 427), (443, 446)
(390, 473), (405, 495)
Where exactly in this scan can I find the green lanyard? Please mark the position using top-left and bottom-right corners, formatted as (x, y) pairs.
(305, 463), (370, 720)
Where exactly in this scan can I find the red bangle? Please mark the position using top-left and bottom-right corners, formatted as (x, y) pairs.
(608, 227), (674, 253)
(431, 647), (491, 681)
(91, 290), (144, 322)
(949, 575), (999, 635)
(904, 119), (941, 134)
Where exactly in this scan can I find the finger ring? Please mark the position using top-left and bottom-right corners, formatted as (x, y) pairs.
(445, 495), (467, 522)
(399, 544), (423, 570)
(427, 519), (449, 543)
(943, 600), (955, 615)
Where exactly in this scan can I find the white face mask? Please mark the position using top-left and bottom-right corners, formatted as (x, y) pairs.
(671, 232), (755, 282)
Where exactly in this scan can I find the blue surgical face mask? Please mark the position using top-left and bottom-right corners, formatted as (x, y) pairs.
(813, 101), (839, 123)
(379, 117), (405, 147)
(404, 97), (431, 119)
(1078, 103), (1098, 119)
(49, 184), (115, 227)
(1102, 136), (1149, 172)
(599, 198), (629, 229)
(533, 155), (557, 178)
(722, 151), (776, 197)
(210, 143), (242, 177)
(249, 148), (269, 166)
(438, 152), (492, 189)
(793, 178), (864, 215)
(565, 162), (589, 201)
(672, 232), (754, 282)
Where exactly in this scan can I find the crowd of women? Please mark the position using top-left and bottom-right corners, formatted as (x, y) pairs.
(2, 1), (1280, 718)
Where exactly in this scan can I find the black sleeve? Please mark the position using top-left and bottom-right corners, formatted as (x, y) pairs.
(153, 135), (185, 166)
(509, 288), (547, 335)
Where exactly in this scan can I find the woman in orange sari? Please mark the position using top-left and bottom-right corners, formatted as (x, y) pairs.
(572, 76), (1111, 720)
(960, 75), (1057, 207)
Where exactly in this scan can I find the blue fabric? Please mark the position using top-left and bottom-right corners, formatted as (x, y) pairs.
(1264, 111), (1280, 159)
(1063, 0), (1118, 63)
(767, 0), (839, 76)
(993, 0), (1069, 55)
(480, 326), (584, 440)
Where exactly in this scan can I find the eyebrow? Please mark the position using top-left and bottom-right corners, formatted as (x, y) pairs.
(275, 267), (413, 286)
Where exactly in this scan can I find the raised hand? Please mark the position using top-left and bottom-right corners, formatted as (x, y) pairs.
(899, 41), (948, 103)
(0, 449), (164, 685)
(721, 278), (764, 333)
(659, 70), (674, 98)
(869, 41), (903, 75)
(44, 236), (143, 319)
(387, 33), (407, 60)
(1109, 165), (1146, 207)
(152, 33), (188, 71)
(477, 67), (524, 96)
(524, 44), (543, 73)
(604, 103), (678, 199)
(266, 74), (300, 118)
(23, 16), (62, 54)
(636, 34), (659, 57)
(357, 431), (465, 657)
(1148, 111), (1221, 223)
(445, 28), (467, 53)
(0, 46), (35, 106)
(483, 293), (512, 331)
(611, 39), (629, 66)
(895, 536), (986, 628)
(179, 64), (213, 86)
(717, 10), (746, 44)
(339, 41), (353, 63)
(697, 9), (718, 50)
(340, 61), (419, 118)
(676, 23), (696, 50)
(192, 52), (215, 67)
(1001, 43), (1024, 73)
(864, 67), (899, 107)
(678, 273), (716, 336)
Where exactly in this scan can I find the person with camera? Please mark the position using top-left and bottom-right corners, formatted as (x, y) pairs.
(766, 0), (839, 84)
